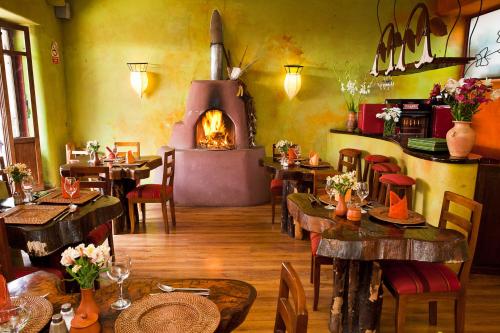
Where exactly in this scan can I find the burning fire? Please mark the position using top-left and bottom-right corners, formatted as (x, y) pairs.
(198, 110), (234, 150)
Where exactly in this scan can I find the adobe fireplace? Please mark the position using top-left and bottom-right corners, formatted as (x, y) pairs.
(156, 80), (269, 206)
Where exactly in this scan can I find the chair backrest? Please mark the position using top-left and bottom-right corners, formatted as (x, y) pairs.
(65, 143), (89, 164)
(162, 149), (175, 188)
(274, 262), (308, 333)
(438, 191), (483, 287)
(312, 171), (336, 196)
(114, 142), (140, 159)
(0, 217), (13, 281)
(69, 166), (111, 195)
(0, 156), (11, 197)
(337, 148), (361, 176)
(272, 144), (281, 161)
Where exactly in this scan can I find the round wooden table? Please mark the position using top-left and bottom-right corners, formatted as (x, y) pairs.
(287, 193), (468, 333)
(8, 271), (257, 333)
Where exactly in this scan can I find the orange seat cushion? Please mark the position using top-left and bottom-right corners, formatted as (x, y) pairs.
(364, 154), (390, 163)
(382, 261), (461, 295)
(380, 174), (416, 186)
(270, 179), (283, 195)
(126, 184), (173, 200)
(310, 232), (322, 255)
(372, 162), (401, 173)
(13, 266), (64, 280)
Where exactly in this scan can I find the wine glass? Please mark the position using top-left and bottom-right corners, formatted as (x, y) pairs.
(324, 179), (336, 210)
(22, 176), (34, 205)
(0, 299), (30, 333)
(64, 177), (78, 212)
(294, 145), (302, 165)
(106, 255), (131, 310)
(356, 182), (369, 212)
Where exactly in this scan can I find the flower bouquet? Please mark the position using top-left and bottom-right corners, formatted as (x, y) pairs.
(326, 171), (359, 216)
(86, 140), (101, 165)
(275, 140), (294, 167)
(5, 163), (32, 203)
(376, 107), (401, 137)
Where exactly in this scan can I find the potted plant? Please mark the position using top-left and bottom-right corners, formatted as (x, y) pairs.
(86, 140), (101, 165)
(5, 163), (31, 203)
(60, 243), (110, 331)
(326, 171), (359, 217)
(429, 78), (500, 158)
(376, 106), (401, 137)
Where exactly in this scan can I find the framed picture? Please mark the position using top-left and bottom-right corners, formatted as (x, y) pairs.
(464, 7), (500, 79)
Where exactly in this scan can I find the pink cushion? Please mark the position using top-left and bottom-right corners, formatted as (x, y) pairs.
(126, 184), (173, 200)
(380, 174), (416, 186)
(13, 266), (64, 280)
(383, 261), (461, 295)
(364, 154), (390, 163)
(372, 162), (401, 173)
(310, 232), (322, 256)
(270, 179), (283, 195)
(86, 221), (112, 246)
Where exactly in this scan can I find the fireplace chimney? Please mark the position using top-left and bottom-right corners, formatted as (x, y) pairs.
(210, 10), (223, 80)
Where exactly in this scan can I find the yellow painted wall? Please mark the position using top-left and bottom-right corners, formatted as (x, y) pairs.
(327, 132), (478, 226)
(60, 0), (463, 161)
(0, 0), (69, 186)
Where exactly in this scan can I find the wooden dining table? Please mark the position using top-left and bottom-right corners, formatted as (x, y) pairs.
(60, 155), (162, 231)
(260, 156), (336, 237)
(8, 271), (257, 333)
(287, 193), (469, 333)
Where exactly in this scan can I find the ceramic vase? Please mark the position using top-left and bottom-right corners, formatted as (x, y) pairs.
(70, 287), (101, 333)
(90, 151), (101, 166)
(346, 111), (357, 132)
(335, 194), (348, 217)
(446, 121), (475, 158)
(13, 181), (25, 204)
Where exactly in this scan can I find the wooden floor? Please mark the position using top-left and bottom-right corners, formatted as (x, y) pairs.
(114, 204), (500, 332)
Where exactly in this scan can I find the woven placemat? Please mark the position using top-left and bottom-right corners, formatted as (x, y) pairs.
(36, 189), (99, 205)
(369, 206), (426, 225)
(2, 205), (67, 225)
(115, 293), (220, 333)
(12, 295), (53, 333)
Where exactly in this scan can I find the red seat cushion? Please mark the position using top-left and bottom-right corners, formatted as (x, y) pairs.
(372, 162), (401, 173)
(13, 266), (64, 280)
(310, 232), (322, 255)
(126, 184), (173, 200)
(380, 173), (416, 186)
(383, 261), (461, 295)
(364, 154), (390, 163)
(86, 221), (112, 246)
(270, 179), (283, 195)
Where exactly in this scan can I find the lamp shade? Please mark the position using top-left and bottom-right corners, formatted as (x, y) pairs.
(127, 62), (148, 97)
(284, 65), (303, 100)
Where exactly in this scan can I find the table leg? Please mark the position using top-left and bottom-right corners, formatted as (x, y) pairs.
(329, 260), (383, 333)
(281, 180), (294, 236)
(111, 179), (138, 234)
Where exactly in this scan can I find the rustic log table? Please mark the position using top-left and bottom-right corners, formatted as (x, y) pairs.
(8, 271), (257, 333)
(60, 155), (162, 232)
(287, 193), (469, 333)
(260, 157), (336, 237)
(5, 196), (122, 257)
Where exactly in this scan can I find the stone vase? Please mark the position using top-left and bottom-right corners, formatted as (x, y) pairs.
(346, 111), (357, 132)
(446, 121), (475, 158)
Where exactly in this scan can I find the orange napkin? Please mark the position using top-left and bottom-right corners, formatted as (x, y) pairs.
(61, 178), (81, 199)
(0, 274), (11, 321)
(288, 148), (297, 163)
(126, 150), (136, 163)
(309, 151), (319, 166)
(388, 191), (408, 220)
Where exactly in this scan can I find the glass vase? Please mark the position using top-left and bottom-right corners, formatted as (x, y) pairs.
(383, 120), (396, 137)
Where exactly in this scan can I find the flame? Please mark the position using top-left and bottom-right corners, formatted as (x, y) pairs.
(198, 110), (233, 150)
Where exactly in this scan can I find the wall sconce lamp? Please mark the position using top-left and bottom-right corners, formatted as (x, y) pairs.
(284, 65), (303, 100)
(127, 62), (149, 97)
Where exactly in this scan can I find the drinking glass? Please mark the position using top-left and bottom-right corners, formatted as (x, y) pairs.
(356, 182), (369, 212)
(106, 255), (131, 310)
(324, 179), (336, 210)
(0, 299), (30, 333)
(63, 177), (78, 211)
(22, 177), (34, 205)
(294, 145), (302, 165)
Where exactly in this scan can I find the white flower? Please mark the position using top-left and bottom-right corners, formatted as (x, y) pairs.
(491, 89), (500, 101)
(72, 265), (82, 273)
(340, 83), (345, 92)
(444, 78), (459, 94)
(484, 78), (492, 87)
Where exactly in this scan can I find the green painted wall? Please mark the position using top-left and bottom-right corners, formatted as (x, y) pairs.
(0, 0), (69, 187)
(61, 0), (462, 159)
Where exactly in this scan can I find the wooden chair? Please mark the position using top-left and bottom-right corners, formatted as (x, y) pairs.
(65, 143), (88, 164)
(309, 232), (333, 311)
(382, 191), (483, 333)
(370, 162), (401, 200)
(114, 141), (140, 159)
(0, 217), (64, 282)
(274, 262), (308, 333)
(127, 149), (175, 234)
(272, 144), (281, 161)
(69, 166), (114, 255)
(337, 148), (361, 179)
(0, 156), (11, 197)
(378, 174), (415, 209)
(362, 154), (389, 183)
